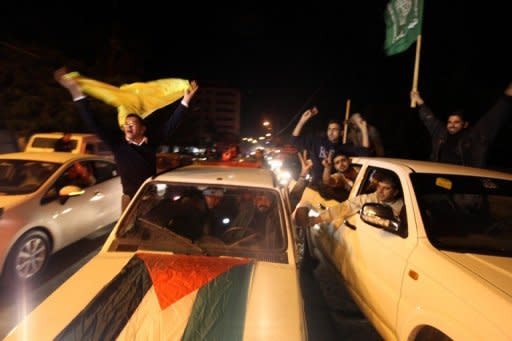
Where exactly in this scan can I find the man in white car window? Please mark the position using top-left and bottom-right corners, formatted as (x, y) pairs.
(308, 170), (403, 229)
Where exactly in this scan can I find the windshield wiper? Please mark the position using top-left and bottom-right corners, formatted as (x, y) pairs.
(137, 217), (207, 254)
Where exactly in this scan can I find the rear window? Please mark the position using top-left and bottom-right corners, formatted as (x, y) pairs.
(30, 137), (78, 150)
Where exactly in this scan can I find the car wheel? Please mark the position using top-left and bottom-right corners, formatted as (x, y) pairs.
(4, 230), (50, 284)
(415, 327), (452, 341)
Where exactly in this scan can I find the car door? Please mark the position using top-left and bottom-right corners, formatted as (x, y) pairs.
(41, 160), (120, 248)
(41, 161), (102, 248)
(340, 166), (415, 335)
(312, 161), (365, 273)
(88, 160), (122, 228)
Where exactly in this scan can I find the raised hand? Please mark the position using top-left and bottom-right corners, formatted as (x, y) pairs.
(297, 149), (313, 178)
(300, 106), (319, 122)
(183, 80), (199, 105)
(54, 67), (83, 99)
(410, 90), (424, 106)
(322, 150), (333, 169)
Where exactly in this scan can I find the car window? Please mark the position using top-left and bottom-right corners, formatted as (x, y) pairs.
(47, 161), (96, 195)
(31, 137), (74, 149)
(0, 159), (59, 194)
(412, 174), (512, 256)
(358, 166), (407, 236)
(113, 182), (288, 263)
(92, 160), (118, 183)
(85, 143), (96, 154)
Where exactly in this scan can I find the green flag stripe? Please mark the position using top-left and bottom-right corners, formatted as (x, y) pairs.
(182, 262), (254, 341)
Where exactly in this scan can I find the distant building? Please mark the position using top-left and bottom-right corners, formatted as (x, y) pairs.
(172, 86), (240, 146)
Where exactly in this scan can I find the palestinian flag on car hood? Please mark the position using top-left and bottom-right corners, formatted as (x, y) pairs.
(54, 253), (253, 340)
(7, 252), (305, 341)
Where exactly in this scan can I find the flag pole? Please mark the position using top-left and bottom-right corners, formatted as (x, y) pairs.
(410, 34), (422, 108)
(343, 99), (351, 143)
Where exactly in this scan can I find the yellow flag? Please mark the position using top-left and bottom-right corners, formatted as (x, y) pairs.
(65, 72), (190, 128)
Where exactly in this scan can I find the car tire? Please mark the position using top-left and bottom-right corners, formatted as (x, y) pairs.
(3, 230), (50, 285)
(415, 327), (452, 341)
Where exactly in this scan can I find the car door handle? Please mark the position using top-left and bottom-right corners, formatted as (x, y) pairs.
(344, 219), (356, 230)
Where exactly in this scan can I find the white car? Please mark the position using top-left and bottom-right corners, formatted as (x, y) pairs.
(0, 152), (121, 284)
(5, 164), (307, 340)
(24, 132), (112, 157)
(301, 157), (512, 341)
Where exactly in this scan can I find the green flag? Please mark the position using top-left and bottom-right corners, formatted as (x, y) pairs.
(384, 0), (423, 56)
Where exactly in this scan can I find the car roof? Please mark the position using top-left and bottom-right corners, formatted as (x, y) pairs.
(154, 164), (279, 189)
(0, 152), (111, 163)
(351, 157), (512, 179)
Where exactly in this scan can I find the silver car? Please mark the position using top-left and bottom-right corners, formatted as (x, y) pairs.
(0, 152), (122, 284)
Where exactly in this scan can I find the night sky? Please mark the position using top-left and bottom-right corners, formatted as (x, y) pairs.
(2, 1), (511, 165)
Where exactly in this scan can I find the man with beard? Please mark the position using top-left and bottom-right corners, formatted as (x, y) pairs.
(319, 150), (360, 201)
(229, 191), (281, 248)
(410, 83), (512, 168)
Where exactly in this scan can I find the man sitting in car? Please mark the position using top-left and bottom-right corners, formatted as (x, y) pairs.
(304, 169), (403, 229)
(143, 188), (209, 242)
(229, 191), (282, 248)
(202, 187), (239, 237)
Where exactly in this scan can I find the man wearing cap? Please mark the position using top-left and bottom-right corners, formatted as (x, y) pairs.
(203, 187), (239, 237)
(55, 69), (199, 211)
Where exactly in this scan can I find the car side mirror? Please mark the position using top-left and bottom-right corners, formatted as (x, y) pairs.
(59, 185), (84, 197)
(360, 203), (400, 232)
(58, 185), (85, 204)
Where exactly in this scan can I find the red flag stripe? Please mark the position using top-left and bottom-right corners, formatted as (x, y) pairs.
(137, 253), (250, 309)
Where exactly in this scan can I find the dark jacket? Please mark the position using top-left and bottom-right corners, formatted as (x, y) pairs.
(290, 134), (372, 185)
(418, 95), (512, 168)
(74, 98), (187, 197)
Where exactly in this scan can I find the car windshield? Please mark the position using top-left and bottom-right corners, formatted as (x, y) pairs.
(411, 173), (512, 256)
(113, 182), (288, 263)
(0, 159), (60, 194)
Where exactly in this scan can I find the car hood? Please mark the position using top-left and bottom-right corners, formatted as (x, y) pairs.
(5, 252), (305, 340)
(442, 251), (512, 298)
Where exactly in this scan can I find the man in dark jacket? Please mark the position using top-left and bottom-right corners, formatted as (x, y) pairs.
(290, 106), (373, 186)
(410, 83), (512, 168)
(55, 68), (198, 210)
